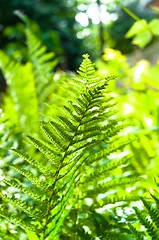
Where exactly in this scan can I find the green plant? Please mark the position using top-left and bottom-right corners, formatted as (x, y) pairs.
(128, 179), (159, 240)
(95, 8), (159, 238)
(96, 46), (159, 176)
(0, 23), (57, 133)
(0, 54), (140, 239)
(1, 9), (159, 239)
(125, 18), (159, 48)
(0, 23), (58, 239)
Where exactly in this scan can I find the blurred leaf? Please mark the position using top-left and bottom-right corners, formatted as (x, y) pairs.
(125, 19), (148, 38)
(132, 30), (152, 48)
(148, 19), (159, 36)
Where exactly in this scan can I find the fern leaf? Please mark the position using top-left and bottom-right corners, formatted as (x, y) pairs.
(26, 29), (58, 102)
(134, 207), (159, 240)
(0, 207), (36, 231)
(26, 135), (62, 164)
(41, 124), (68, 152)
(10, 164), (50, 191)
(4, 179), (48, 202)
(0, 193), (45, 219)
(12, 149), (51, 176)
(141, 197), (159, 230)
(128, 224), (145, 240)
(0, 51), (39, 133)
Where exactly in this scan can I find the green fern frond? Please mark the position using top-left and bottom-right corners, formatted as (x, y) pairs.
(134, 206), (159, 240)
(0, 192), (46, 219)
(26, 28), (58, 103)
(41, 122), (72, 149)
(141, 197), (159, 229)
(0, 54), (139, 239)
(129, 183), (159, 240)
(128, 224), (144, 240)
(0, 51), (39, 133)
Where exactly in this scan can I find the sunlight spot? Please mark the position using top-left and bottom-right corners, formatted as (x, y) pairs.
(76, 3), (118, 28)
(121, 126), (141, 135)
(77, 4), (87, 11)
(66, 205), (72, 210)
(77, 29), (90, 39)
(130, 200), (143, 209)
(40, 176), (46, 181)
(109, 151), (128, 159)
(83, 225), (91, 234)
(75, 12), (89, 27)
(84, 198), (93, 206)
(96, 202), (124, 214)
(97, 189), (116, 200)
(0, 174), (5, 182)
(0, 124), (3, 132)
(144, 117), (153, 127)
(123, 103), (134, 114)
(126, 186), (134, 193)
(86, 4), (100, 24)
(134, 60), (149, 82)
(124, 207), (135, 215)
(100, 5), (117, 24)
(123, 171), (132, 177)
(14, 193), (21, 199)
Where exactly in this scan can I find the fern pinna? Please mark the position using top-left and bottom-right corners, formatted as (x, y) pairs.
(129, 184), (159, 240)
(0, 55), (138, 239)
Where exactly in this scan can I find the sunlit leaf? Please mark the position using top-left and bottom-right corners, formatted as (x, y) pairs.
(125, 19), (148, 38)
(132, 31), (152, 48)
(149, 19), (159, 36)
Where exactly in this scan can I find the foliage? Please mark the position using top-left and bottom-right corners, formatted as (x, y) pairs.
(0, 7), (159, 240)
(0, 28), (58, 238)
(106, 0), (158, 53)
(126, 18), (159, 48)
(0, 50), (141, 239)
(96, 11), (159, 239)
(96, 46), (159, 176)
(1, 0), (158, 73)
(0, 25), (57, 135)
(129, 181), (159, 240)
(0, 0), (84, 70)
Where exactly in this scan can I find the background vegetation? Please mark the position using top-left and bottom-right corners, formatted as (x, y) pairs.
(0, 0), (159, 239)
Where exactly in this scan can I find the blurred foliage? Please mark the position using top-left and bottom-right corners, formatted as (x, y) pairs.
(0, 0), (84, 70)
(0, 1), (159, 239)
(0, 0), (158, 73)
(106, 0), (158, 53)
(96, 13), (159, 238)
(0, 50), (141, 239)
(97, 46), (159, 175)
(126, 18), (159, 48)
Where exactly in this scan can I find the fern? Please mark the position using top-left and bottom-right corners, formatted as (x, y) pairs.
(129, 180), (159, 240)
(0, 15), (57, 134)
(26, 28), (58, 103)
(0, 55), (139, 239)
(133, 206), (159, 240)
(0, 51), (39, 133)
